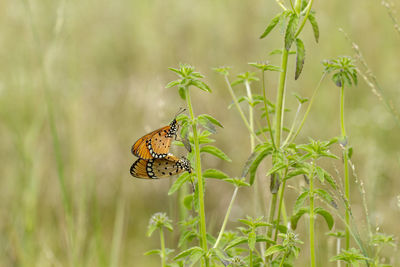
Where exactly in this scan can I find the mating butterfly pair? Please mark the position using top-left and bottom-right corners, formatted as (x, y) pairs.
(130, 112), (191, 179)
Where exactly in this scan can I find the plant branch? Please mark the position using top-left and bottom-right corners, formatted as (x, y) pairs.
(341, 84), (351, 253)
(262, 70), (276, 149)
(224, 76), (262, 143)
(289, 73), (326, 143)
(309, 160), (316, 267)
(186, 89), (209, 266)
(213, 187), (239, 249)
(295, 0), (314, 38)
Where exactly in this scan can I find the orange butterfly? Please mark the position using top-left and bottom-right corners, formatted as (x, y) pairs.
(130, 154), (191, 179)
(131, 110), (185, 160)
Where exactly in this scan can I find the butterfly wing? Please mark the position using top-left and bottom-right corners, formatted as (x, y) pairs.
(148, 128), (173, 158)
(130, 158), (150, 178)
(131, 125), (171, 159)
(130, 155), (188, 179)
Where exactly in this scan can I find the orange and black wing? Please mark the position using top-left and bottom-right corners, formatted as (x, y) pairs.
(130, 155), (190, 179)
(131, 125), (172, 160)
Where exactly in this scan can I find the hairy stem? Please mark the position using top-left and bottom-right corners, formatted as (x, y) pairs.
(282, 104), (302, 147)
(186, 89), (209, 266)
(160, 228), (166, 267)
(341, 84), (350, 253)
(213, 187), (239, 249)
(224, 76), (262, 143)
(289, 73), (326, 144)
(279, 252), (287, 267)
(266, 48), (289, 247)
(245, 81), (255, 150)
(295, 0), (314, 38)
(274, 48), (289, 147)
(309, 161), (316, 267)
(262, 70), (276, 149)
(274, 179), (287, 241)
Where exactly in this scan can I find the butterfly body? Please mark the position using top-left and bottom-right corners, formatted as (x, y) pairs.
(130, 154), (191, 179)
(131, 119), (179, 160)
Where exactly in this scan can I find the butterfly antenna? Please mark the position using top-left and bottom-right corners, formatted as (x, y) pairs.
(174, 107), (187, 118)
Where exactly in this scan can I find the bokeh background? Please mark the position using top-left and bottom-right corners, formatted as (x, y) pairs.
(1, 0), (399, 266)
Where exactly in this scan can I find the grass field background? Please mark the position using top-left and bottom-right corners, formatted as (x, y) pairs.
(1, 0), (399, 266)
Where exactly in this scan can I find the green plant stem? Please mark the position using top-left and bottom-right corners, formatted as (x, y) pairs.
(309, 161), (316, 267)
(224, 76), (262, 143)
(295, 0), (314, 38)
(267, 48), (289, 247)
(275, 0), (287, 11)
(340, 84), (350, 252)
(289, 73), (326, 144)
(274, 179), (287, 241)
(249, 250), (253, 267)
(160, 228), (166, 267)
(274, 48), (289, 147)
(282, 104), (302, 146)
(294, 0), (302, 14)
(262, 70), (276, 149)
(186, 89), (209, 266)
(213, 187), (239, 249)
(266, 192), (278, 240)
(245, 81), (255, 150)
(279, 252), (287, 267)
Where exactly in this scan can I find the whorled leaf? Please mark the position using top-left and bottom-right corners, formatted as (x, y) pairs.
(295, 38), (305, 80)
(200, 145), (231, 162)
(260, 13), (282, 39)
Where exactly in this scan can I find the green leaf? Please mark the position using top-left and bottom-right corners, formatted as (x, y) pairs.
(198, 114), (223, 128)
(308, 13), (319, 43)
(173, 246), (204, 260)
(293, 190), (309, 214)
(291, 207), (309, 230)
(330, 248), (370, 263)
(166, 80), (181, 88)
(183, 194), (193, 210)
(147, 224), (157, 237)
(241, 144), (271, 178)
(266, 161), (287, 177)
(347, 146), (353, 159)
(248, 62), (282, 72)
(225, 236), (248, 250)
(144, 249), (161, 256)
(295, 38), (305, 80)
(202, 169), (229, 179)
(242, 144), (273, 185)
(197, 117), (216, 133)
(178, 87), (186, 100)
(269, 49), (296, 55)
(192, 80), (211, 93)
(213, 66), (231, 76)
(188, 250), (204, 267)
(314, 188), (334, 207)
(314, 207), (334, 230)
(168, 173), (191, 195)
(264, 244), (285, 257)
(315, 166), (337, 189)
(285, 13), (299, 51)
(168, 67), (182, 76)
(200, 145), (231, 162)
(223, 178), (250, 187)
(293, 92), (308, 104)
(260, 13), (282, 39)
(211, 248), (229, 262)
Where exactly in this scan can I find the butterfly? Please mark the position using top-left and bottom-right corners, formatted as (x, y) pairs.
(131, 109), (185, 160)
(130, 154), (191, 179)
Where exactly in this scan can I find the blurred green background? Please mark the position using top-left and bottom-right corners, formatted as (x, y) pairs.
(1, 0), (399, 266)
